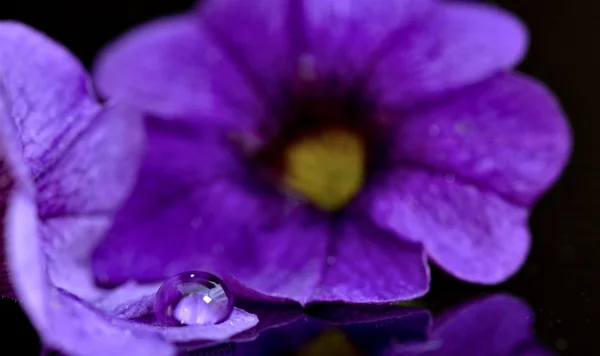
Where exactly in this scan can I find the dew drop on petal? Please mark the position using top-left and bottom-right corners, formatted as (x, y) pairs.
(428, 125), (440, 137)
(326, 256), (337, 266)
(154, 271), (234, 326)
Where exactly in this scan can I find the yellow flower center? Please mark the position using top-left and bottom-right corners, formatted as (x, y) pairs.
(283, 127), (366, 212)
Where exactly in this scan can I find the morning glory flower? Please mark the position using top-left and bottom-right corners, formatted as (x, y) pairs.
(92, 0), (571, 304)
(0, 22), (257, 356)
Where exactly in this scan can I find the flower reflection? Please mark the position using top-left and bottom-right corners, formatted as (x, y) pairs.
(189, 294), (555, 356)
(384, 294), (555, 356)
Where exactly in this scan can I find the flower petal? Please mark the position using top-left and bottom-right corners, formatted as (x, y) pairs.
(93, 15), (265, 129)
(301, 0), (432, 79)
(35, 104), (144, 217)
(93, 173), (328, 304)
(4, 188), (49, 330)
(365, 168), (530, 284)
(4, 189), (177, 356)
(89, 123), (248, 284)
(42, 216), (110, 301)
(197, 0), (295, 99)
(223, 206), (329, 305)
(47, 290), (176, 356)
(369, 2), (527, 107)
(6, 188), (258, 355)
(389, 73), (571, 206)
(124, 308), (258, 345)
(309, 218), (429, 303)
(0, 21), (100, 178)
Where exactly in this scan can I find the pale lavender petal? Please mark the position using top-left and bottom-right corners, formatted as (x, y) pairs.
(36, 104), (144, 217)
(389, 73), (571, 206)
(6, 188), (257, 355)
(369, 2), (527, 107)
(0, 21), (100, 178)
(4, 188), (49, 331)
(125, 308), (258, 344)
(47, 290), (176, 356)
(365, 168), (530, 284)
(42, 216), (113, 301)
(309, 218), (429, 303)
(93, 15), (265, 129)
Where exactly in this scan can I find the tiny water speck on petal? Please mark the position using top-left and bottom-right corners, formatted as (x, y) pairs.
(428, 125), (440, 137)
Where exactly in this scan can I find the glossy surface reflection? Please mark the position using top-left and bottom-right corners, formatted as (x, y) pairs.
(188, 294), (554, 356)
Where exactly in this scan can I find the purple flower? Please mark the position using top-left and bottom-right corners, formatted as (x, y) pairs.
(0, 22), (257, 356)
(92, 0), (571, 305)
(222, 295), (554, 356)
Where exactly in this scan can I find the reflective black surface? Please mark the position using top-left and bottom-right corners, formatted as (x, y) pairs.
(0, 0), (597, 355)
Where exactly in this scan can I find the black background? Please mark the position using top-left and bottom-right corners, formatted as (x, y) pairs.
(0, 0), (596, 355)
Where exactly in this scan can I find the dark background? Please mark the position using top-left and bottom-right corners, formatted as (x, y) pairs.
(0, 0), (596, 355)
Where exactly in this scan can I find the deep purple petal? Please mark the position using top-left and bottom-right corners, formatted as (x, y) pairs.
(223, 207), (328, 305)
(389, 73), (571, 207)
(369, 2), (527, 107)
(0, 21), (100, 178)
(36, 104), (144, 217)
(309, 218), (429, 303)
(301, 0), (432, 80)
(0, 253), (14, 298)
(93, 171), (328, 304)
(197, 0), (295, 99)
(365, 168), (530, 284)
(93, 15), (265, 129)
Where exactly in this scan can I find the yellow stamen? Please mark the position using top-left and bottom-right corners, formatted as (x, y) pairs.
(283, 127), (365, 211)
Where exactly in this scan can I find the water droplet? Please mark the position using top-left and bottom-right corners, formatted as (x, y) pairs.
(154, 271), (234, 326)
(299, 53), (316, 81)
(444, 173), (455, 183)
(212, 244), (224, 255)
(555, 338), (568, 352)
(326, 256), (336, 266)
(454, 122), (468, 135)
(428, 125), (440, 137)
(190, 218), (203, 229)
